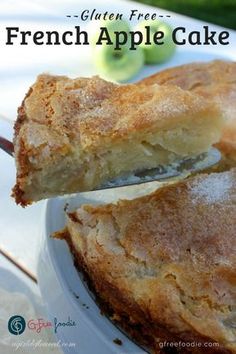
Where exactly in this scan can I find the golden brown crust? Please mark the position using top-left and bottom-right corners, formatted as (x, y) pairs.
(141, 60), (236, 88)
(141, 60), (236, 166)
(13, 74), (222, 205)
(64, 231), (230, 354)
(14, 74), (220, 147)
(59, 169), (236, 353)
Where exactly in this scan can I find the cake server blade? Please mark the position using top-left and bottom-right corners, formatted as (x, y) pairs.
(96, 148), (221, 190)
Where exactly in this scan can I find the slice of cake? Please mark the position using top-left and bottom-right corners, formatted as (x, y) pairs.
(56, 169), (236, 353)
(13, 74), (223, 205)
(141, 60), (236, 168)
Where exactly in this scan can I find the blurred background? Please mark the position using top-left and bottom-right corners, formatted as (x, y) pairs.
(1, 0), (236, 119)
(133, 0), (236, 30)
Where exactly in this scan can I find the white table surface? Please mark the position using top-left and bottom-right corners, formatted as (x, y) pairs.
(0, 0), (236, 352)
(0, 118), (44, 279)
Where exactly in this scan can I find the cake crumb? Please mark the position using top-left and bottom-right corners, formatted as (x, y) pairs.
(73, 291), (79, 299)
(113, 338), (123, 346)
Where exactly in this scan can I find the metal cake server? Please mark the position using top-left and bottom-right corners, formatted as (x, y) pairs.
(0, 136), (14, 157)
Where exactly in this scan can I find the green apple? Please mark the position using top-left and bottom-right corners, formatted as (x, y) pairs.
(135, 20), (176, 64)
(93, 41), (144, 82)
(91, 19), (130, 47)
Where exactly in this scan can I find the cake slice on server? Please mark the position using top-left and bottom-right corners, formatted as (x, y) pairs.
(12, 74), (223, 205)
(55, 169), (236, 354)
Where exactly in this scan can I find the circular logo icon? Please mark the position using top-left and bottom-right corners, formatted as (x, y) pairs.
(8, 315), (26, 335)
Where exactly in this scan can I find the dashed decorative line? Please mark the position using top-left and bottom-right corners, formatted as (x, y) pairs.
(66, 14), (172, 18)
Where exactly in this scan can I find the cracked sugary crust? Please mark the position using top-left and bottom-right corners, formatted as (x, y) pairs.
(57, 169), (236, 354)
(141, 60), (236, 166)
(13, 74), (221, 146)
(12, 74), (222, 205)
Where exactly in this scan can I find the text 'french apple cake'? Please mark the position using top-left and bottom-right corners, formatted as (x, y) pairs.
(12, 74), (223, 205)
(56, 169), (236, 354)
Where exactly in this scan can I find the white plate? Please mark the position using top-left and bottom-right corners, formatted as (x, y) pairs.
(37, 55), (236, 352)
(34, 2), (236, 353)
(37, 52), (236, 351)
(38, 51), (235, 353)
(38, 184), (163, 354)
